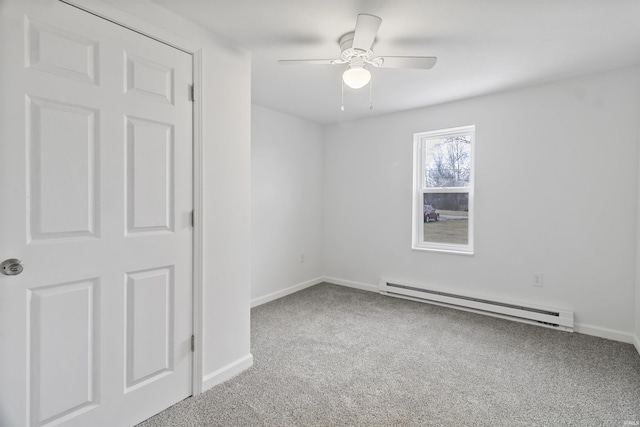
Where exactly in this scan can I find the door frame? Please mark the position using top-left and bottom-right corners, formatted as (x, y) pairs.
(58, 0), (205, 396)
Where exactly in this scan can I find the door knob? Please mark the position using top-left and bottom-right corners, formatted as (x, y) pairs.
(0, 259), (23, 276)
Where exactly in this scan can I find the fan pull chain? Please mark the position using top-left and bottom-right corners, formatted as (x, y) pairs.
(369, 78), (373, 110)
(340, 79), (345, 111)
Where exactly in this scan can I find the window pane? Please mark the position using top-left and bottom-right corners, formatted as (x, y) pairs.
(423, 193), (469, 245)
(424, 135), (471, 188)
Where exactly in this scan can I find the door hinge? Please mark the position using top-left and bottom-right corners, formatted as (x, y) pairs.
(191, 210), (195, 227)
(190, 84), (195, 102)
(191, 335), (195, 352)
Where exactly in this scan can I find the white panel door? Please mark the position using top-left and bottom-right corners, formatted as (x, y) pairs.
(0, 1), (194, 426)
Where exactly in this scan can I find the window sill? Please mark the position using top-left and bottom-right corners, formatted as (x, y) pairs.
(411, 245), (474, 256)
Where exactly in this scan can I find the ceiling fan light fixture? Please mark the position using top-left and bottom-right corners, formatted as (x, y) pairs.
(342, 65), (371, 89)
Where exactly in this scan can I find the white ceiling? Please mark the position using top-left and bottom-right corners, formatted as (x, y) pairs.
(152, 0), (640, 125)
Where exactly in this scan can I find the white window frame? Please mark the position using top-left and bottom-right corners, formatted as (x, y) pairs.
(412, 125), (475, 254)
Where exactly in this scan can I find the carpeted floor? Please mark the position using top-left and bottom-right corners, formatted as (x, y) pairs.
(138, 283), (640, 426)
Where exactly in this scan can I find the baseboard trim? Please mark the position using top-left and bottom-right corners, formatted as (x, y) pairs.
(202, 353), (253, 392)
(634, 334), (640, 355)
(251, 277), (324, 308)
(574, 323), (635, 344)
(322, 277), (378, 293)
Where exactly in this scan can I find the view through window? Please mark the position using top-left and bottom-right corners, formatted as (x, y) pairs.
(412, 126), (475, 253)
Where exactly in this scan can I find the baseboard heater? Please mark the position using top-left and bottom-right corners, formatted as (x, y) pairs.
(379, 280), (573, 332)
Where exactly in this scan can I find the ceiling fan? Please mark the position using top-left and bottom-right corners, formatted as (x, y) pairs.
(278, 13), (437, 96)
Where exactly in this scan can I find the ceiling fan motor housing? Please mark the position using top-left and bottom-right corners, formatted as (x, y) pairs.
(340, 32), (374, 62)
(278, 14), (435, 71)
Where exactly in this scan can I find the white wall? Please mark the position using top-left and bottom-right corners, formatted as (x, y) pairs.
(74, 0), (253, 390)
(251, 105), (324, 306)
(199, 33), (252, 386)
(323, 66), (640, 340)
(636, 124), (640, 351)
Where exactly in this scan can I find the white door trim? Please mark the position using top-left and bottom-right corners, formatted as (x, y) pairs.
(59, 0), (205, 396)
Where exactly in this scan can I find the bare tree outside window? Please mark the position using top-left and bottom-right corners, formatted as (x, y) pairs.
(425, 135), (471, 188)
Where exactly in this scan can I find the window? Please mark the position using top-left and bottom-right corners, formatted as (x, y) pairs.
(412, 125), (475, 254)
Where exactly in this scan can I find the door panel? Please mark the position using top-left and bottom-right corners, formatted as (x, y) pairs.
(126, 116), (175, 234)
(0, 1), (193, 426)
(27, 96), (100, 240)
(125, 53), (174, 104)
(125, 266), (174, 390)
(26, 17), (99, 85)
(28, 279), (99, 424)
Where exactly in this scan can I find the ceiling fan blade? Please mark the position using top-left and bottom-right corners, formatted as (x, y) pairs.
(374, 56), (437, 69)
(352, 14), (382, 51)
(278, 59), (343, 65)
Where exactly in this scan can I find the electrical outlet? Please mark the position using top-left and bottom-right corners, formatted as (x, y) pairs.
(300, 254), (305, 264)
(533, 273), (543, 287)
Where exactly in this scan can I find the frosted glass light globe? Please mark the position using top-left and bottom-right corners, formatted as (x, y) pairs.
(342, 66), (371, 89)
